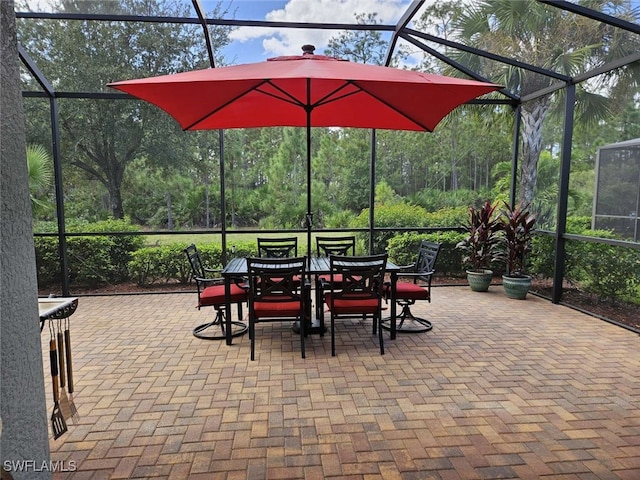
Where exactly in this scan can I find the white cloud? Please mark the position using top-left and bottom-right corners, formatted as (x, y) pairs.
(230, 0), (413, 58)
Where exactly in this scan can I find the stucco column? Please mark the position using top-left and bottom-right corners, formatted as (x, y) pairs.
(1, 1), (52, 478)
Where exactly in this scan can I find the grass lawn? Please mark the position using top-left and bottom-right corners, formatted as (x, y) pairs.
(143, 231), (345, 248)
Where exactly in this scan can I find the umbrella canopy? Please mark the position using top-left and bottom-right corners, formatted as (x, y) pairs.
(109, 45), (500, 257)
(109, 45), (500, 133)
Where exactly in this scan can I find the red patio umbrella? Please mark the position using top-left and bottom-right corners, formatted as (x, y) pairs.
(109, 45), (500, 254)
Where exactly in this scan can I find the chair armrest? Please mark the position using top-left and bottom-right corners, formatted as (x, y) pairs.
(195, 276), (223, 286)
(396, 270), (435, 279)
(397, 263), (416, 270)
(383, 271), (435, 295)
(396, 271), (435, 286)
(195, 275), (247, 289)
(229, 275), (249, 287)
(203, 266), (222, 275)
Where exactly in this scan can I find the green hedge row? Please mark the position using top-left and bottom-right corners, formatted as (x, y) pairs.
(34, 219), (145, 288)
(128, 241), (256, 286)
(353, 204), (468, 253)
(386, 231), (466, 276)
(35, 222), (638, 305)
(530, 226), (640, 302)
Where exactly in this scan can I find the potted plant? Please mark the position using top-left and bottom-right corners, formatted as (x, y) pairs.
(500, 201), (537, 299)
(456, 200), (503, 292)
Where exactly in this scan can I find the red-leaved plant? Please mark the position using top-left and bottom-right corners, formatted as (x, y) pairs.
(456, 200), (503, 272)
(501, 201), (537, 277)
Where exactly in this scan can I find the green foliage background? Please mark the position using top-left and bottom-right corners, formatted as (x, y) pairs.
(19, 0), (640, 308)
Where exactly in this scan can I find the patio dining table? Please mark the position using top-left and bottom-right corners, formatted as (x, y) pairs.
(221, 256), (401, 346)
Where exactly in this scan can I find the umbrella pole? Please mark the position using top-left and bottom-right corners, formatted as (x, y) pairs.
(220, 129), (227, 264)
(291, 105), (317, 336)
(306, 79), (313, 259)
(295, 82), (327, 335)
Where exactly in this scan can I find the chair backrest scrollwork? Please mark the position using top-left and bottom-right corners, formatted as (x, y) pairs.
(185, 243), (207, 281)
(413, 241), (440, 282)
(316, 236), (356, 257)
(328, 253), (388, 300)
(257, 237), (298, 258)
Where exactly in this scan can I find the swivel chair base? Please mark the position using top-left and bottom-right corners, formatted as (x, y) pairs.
(193, 309), (248, 340)
(381, 303), (432, 334)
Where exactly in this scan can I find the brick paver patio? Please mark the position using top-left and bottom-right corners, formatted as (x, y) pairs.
(42, 287), (640, 479)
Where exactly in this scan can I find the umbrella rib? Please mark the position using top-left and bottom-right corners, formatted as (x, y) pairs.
(185, 79), (279, 130)
(255, 82), (306, 109)
(312, 83), (362, 109)
(349, 80), (433, 132)
(312, 81), (434, 131)
(185, 79), (434, 132)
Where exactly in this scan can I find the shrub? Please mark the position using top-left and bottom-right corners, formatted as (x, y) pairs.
(387, 233), (425, 266)
(82, 218), (145, 282)
(387, 230), (466, 277)
(530, 233), (555, 278)
(66, 236), (114, 287)
(565, 216), (592, 233)
(355, 204), (467, 254)
(423, 231), (466, 276)
(34, 218), (145, 288)
(565, 231), (640, 302)
(424, 206), (468, 228)
(530, 222), (640, 303)
(129, 243), (213, 286)
(128, 240), (257, 287)
(323, 210), (355, 229)
(352, 203), (430, 253)
(34, 237), (61, 286)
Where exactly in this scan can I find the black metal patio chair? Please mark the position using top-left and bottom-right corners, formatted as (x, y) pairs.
(382, 240), (440, 333)
(184, 244), (248, 340)
(246, 256), (309, 361)
(323, 253), (388, 356)
(257, 237), (298, 258)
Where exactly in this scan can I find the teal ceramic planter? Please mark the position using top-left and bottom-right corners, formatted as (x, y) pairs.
(502, 275), (532, 299)
(466, 270), (493, 292)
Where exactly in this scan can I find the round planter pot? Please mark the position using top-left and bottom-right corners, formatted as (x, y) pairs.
(502, 275), (532, 300)
(466, 269), (493, 292)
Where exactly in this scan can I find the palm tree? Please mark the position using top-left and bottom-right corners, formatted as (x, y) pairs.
(26, 144), (54, 217)
(451, 0), (640, 206)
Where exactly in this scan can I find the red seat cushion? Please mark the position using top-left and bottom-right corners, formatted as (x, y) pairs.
(199, 283), (247, 307)
(253, 297), (303, 318)
(392, 282), (429, 300)
(324, 293), (379, 314)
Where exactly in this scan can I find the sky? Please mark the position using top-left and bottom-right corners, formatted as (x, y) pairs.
(202, 0), (419, 64)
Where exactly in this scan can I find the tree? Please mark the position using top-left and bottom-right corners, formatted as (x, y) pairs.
(326, 13), (386, 65)
(325, 11), (411, 66)
(18, 0), (235, 219)
(451, 0), (640, 206)
(262, 128), (307, 228)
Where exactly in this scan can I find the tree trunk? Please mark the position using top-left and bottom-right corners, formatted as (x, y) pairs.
(166, 191), (174, 230)
(108, 186), (125, 219)
(204, 181), (211, 228)
(450, 123), (458, 190)
(519, 97), (550, 206)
